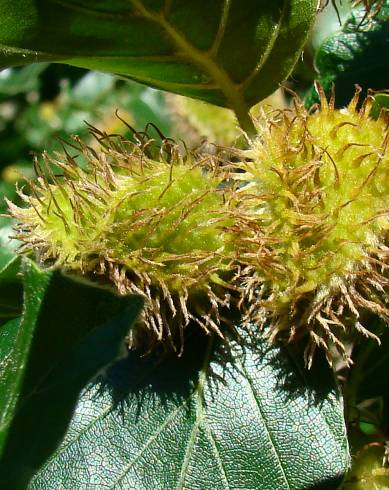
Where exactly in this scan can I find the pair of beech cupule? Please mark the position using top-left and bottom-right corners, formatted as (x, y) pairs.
(8, 88), (389, 366)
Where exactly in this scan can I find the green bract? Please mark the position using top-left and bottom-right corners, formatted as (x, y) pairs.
(7, 132), (234, 350)
(234, 86), (389, 366)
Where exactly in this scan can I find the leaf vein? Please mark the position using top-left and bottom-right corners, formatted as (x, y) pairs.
(37, 401), (113, 470)
(50, 0), (135, 19)
(127, 0), (255, 134)
(121, 73), (218, 91)
(109, 399), (191, 490)
(175, 419), (201, 490)
(204, 422), (231, 489)
(175, 336), (214, 490)
(210, 0), (231, 56)
(239, 362), (292, 490)
(283, 346), (349, 459)
(163, 0), (173, 17)
(239, 0), (288, 90)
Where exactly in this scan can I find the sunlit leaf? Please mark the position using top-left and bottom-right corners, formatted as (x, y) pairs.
(31, 325), (349, 489)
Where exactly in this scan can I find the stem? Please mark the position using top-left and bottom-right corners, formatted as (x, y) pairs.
(234, 108), (257, 139)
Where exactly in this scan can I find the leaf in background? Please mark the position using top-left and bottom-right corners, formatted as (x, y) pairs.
(0, 64), (171, 162)
(0, 246), (18, 273)
(31, 324), (349, 490)
(350, 327), (389, 436)
(306, 1), (389, 107)
(0, 259), (143, 490)
(19, 71), (171, 149)
(340, 319), (389, 489)
(0, 0), (317, 130)
(0, 64), (48, 98)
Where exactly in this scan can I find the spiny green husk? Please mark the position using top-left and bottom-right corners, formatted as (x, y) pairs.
(7, 129), (235, 351)
(233, 85), (389, 366)
(7, 90), (389, 365)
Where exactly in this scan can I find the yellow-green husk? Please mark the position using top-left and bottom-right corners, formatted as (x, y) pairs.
(8, 131), (235, 351)
(233, 87), (389, 365)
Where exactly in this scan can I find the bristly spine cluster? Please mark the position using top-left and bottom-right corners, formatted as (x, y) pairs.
(232, 84), (389, 366)
(7, 88), (389, 367)
(7, 127), (235, 353)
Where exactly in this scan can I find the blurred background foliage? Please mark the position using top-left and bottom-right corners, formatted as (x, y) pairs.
(0, 1), (388, 487)
(0, 65), (170, 208)
(0, 64), (171, 253)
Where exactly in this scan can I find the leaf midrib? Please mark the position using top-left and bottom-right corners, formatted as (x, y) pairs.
(203, 423), (231, 489)
(238, 361), (292, 490)
(175, 336), (214, 490)
(34, 336), (218, 489)
(127, 0), (254, 133)
(106, 336), (215, 489)
(2, 0), (293, 134)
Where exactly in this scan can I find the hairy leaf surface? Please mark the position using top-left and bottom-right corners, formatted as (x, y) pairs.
(31, 326), (349, 490)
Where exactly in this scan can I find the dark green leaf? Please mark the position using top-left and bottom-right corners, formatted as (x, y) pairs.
(0, 259), (143, 490)
(340, 320), (389, 488)
(0, 0), (317, 120)
(306, 2), (389, 107)
(31, 324), (349, 490)
(0, 249), (19, 276)
(0, 261), (50, 457)
(0, 255), (22, 324)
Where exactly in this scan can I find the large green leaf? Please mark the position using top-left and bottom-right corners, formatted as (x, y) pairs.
(306, 1), (389, 107)
(31, 325), (349, 489)
(0, 0), (317, 127)
(0, 259), (143, 490)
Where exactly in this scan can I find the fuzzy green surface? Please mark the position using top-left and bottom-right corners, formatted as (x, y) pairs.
(112, 165), (224, 258)
(15, 159), (231, 293)
(244, 104), (389, 298)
